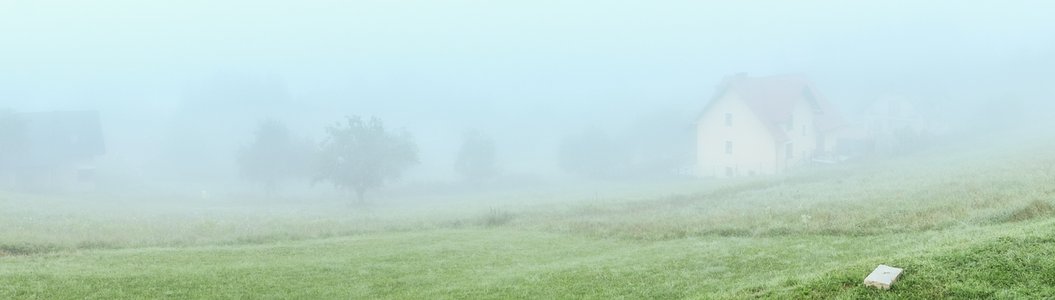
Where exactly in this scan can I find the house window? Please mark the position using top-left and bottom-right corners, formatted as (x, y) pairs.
(724, 113), (733, 127)
(802, 125), (807, 137)
(787, 116), (794, 131)
(725, 141), (733, 155)
(786, 143), (794, 159)
(725, 167), (733, 177)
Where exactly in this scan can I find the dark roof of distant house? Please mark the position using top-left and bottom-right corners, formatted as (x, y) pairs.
(698, 74), (846, 141)
(12, 110), (105, 168)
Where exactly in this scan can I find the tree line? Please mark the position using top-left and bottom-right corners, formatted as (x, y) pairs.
(1, 107), (689, 201)
(237, 115), (499, 202)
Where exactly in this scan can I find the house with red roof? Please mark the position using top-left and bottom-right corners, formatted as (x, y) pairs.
(695, 74), (845, 178)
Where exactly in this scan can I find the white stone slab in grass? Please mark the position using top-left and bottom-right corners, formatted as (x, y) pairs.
(863, 264), (903, 290)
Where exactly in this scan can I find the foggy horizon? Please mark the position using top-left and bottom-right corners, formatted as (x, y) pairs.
(3, 1), (1055, 298)
(5, 1), (1053, 184)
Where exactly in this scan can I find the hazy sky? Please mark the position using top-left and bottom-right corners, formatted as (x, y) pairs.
(4, 1), (1051, 108)
(2, 1), (1053, 179)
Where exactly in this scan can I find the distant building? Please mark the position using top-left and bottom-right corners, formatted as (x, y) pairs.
(695, 74), (845, 178)
(0, 111), (105, 191)
(836, 96), (950, 155)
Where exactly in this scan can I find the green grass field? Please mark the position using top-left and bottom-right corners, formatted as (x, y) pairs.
(2, 134), (1054, 299)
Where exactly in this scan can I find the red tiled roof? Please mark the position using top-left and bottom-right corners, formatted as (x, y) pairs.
(700, 74), (846, 141)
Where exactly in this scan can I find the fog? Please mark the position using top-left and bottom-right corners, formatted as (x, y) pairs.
(2, 0), (1054, 197)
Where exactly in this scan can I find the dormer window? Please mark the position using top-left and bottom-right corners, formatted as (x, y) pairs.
(724, 113), (732, 127)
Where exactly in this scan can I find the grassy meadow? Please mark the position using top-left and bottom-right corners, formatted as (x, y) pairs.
(2, 133), (1055, 299)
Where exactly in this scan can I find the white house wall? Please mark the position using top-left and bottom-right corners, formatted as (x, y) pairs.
(778, 96), (821, 169)
(696, 93), (777, 178)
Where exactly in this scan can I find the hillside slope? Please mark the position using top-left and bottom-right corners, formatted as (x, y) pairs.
(1, 133), (1053, 299)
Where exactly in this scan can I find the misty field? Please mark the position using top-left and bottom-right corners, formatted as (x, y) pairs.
(2, 134), (1055, 299)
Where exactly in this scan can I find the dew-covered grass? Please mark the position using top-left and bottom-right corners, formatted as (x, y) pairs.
(1, 133), (1053, 298)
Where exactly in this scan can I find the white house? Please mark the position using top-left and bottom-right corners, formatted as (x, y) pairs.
(695, 74), (845, 178)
